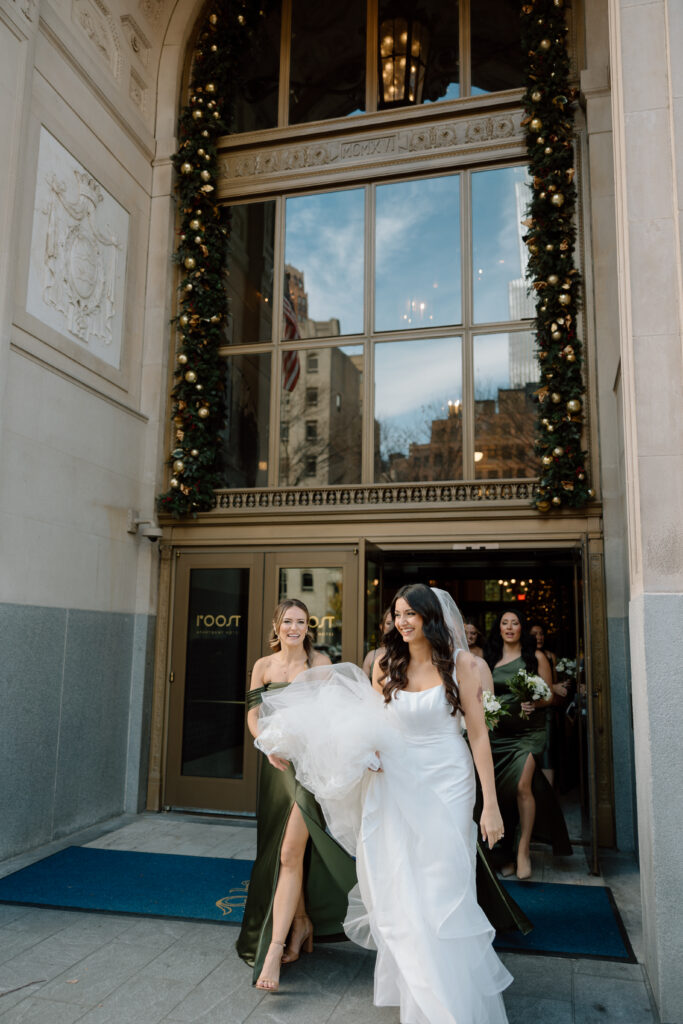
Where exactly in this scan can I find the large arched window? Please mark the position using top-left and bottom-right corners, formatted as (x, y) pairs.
(215, 0), (540, 490)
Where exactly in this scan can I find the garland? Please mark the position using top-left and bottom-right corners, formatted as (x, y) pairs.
(158, 0), (592, 517)
(157, 1), (267, 519)
(521, 0), (593, 511)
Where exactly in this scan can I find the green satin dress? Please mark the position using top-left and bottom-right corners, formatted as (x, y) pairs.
(236, 683), (357, 983)
(490, 657), (572, 857)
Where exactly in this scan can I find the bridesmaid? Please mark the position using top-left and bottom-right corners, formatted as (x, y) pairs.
(361, 606), (393, 679)
(236, 599), (357, 990)
(484, 608), (572, 880)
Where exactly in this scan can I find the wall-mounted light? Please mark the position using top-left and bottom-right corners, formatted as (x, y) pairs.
(378, 10), (429, 109)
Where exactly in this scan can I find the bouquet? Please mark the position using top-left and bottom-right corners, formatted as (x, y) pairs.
(482, 690), (509, 730)
(506, 668), (552, 719)
(555, 657), (577, 679)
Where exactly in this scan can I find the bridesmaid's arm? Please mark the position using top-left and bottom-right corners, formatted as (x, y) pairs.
(247, 657), (267, 739)
(458, 653), (505, 849)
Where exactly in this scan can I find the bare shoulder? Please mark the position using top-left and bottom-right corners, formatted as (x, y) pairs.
(371, 657), (387, 695)
(535, 648), (551, 671)
(455, 649), (480, 679)
(310, 651), (332, 667)
(249, 655), (271, 689)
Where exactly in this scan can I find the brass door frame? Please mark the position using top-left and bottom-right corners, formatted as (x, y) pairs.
(263, 547), (359, 663)
(164, 550), (264, 814)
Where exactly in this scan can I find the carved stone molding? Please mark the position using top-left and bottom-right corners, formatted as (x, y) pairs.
(129, 67), (148, 113)
(210, 478), (539, 515)
(72, 0), (122, 79)
(120, 13), (151, 67)
(217, 111), (524, 195)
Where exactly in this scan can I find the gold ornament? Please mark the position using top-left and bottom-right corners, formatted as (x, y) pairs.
(587, 488), (595, 498)
(552, 446), (565, 457)
(542, 455), (553, 466)
(178, 353), (188, 365)
(180, 162), (192, 174)
(190, 449), (199, 457)
(578, 472), (585, 480)
(552, 330), (562, 341)
(537, 500), (551, 512)
(551, 392), (562, 403)
(558, 293), (571, 305)
(194, 236), (202, 244)
(184, 283), (193, 293)
(551, 496), (562, 506)
(544, 147), (552, 155)
(170, 477), (179, 488)
(539, 351), (547, 360)
(200, 170), (211, 182)
(561, 480), (574, 491)
(530, 117), (542, 131)
(211, 44), (217, 51)
(209, 13), (217, 24)
(189, 219), (200, 230)
(539, 192), (546, 199)
(546, 244), (554, 251)
(179, 314), (189, 327)
(196, 384), (203, 391)
(537, 137), (544, 145)
(566, 352), (576, 362)
(531, 90), (542, 102)
(210, 314), (220, 323)
(184, 257), (196, 270)
(202, 130), (209, 137)
(185, 370), (197, 383)
(173, 460), (185, 473)
(551, 193), (565, 207)
(547, 425), (555, 432)
(567, 399), (582, 413)
(212, 111), (220, 120)
(547, 274), (559, 285)
(206, 83), (216, 93)
(539, 38), (551, 50)
(237, 13), (245, 24)
(198, 406), (210, 419)
(192, 109), (203, 120)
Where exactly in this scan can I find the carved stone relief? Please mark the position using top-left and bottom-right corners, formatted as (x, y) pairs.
(139, 0), (163, 24)
(217, 111), (523, 192)
(72, 0), (122, 79)
(120, 14), (151, 66)
(129, 67), (148, 113)
(26, 128), (129, 370)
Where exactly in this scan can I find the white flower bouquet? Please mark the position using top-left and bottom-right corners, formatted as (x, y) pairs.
(555, 657), (577, 679)
(506, 668), (552, 719)
(482, 690), (510, 730)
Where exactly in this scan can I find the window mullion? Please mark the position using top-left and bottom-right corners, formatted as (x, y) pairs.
(460, 0), (471, 99)
(365, 0), (379, 114)
(268, 195), (287, 486)
(461, 170), (475, 479)
(363, 183), (375, 483)
(278, 0), (292, 128)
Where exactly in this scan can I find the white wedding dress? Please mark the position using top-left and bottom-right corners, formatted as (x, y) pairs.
(255, 660), (512, 1024)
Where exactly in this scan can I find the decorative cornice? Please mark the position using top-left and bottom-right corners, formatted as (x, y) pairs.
(217, 110), (525, 196)
(206, 479), (540, 515)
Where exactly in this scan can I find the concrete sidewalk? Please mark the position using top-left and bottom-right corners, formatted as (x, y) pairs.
(0, 814), (660, 1024)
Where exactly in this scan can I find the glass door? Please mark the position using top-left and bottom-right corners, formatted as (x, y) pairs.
(361, 540), (385, 659)
(264, 550), (359, 664)
(165, 552), (264, 813)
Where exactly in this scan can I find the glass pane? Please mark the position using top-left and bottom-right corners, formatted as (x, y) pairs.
(232, 7), (281, 132)
(289, 0), (365, 124)
(471, 0), (523, 95)
(378, 0), (459, 109)
(473, 332), (537, 479)
(182, 568), (250, 778)
(472, 165), (532, 324)
(285, 190), (364, 336)
(220, 353), (271, 488)
(278, 567), (343, 662)
(279, 345), (363, 486)
(374, 337), (462, 482)
(375, 175), (461, 331)
(225, 201), (275, 345)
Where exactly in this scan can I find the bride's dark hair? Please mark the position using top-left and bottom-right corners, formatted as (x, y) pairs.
(483, 607), (538, 674)
(379, 583), (461, 716)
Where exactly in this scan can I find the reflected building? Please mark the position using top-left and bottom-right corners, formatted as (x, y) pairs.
(474, 383), (537, 479)
(285, 263), (341, 339)
(382, 401), (464, 482)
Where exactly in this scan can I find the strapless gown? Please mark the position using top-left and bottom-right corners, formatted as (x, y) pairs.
(236, 682), (357, 983)
(256, 662), (512, 1024)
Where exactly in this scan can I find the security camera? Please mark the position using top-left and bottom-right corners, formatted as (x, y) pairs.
(139, 524), (163, 542)
(127, 509), (163, 542)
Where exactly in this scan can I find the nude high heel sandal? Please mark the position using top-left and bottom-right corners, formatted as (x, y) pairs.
(281, 915), (313, 963)
(255, 940), (285, 991)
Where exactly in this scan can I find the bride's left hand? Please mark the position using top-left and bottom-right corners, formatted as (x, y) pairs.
(480, 805), (505, 849)
(267, 753), (290, 771)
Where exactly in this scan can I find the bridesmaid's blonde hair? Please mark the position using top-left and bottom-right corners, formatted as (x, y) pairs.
(269, 599), (315, 664)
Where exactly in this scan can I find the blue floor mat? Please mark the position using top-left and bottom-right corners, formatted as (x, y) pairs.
(0, 848), (635, 961)
(496, 879), (636, 962)
(0, 847), (251, 924)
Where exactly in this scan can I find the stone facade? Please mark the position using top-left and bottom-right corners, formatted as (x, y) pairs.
(0, 0), (680, 1019)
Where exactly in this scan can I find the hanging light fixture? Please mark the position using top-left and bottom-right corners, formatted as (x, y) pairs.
(378, 9), (429, 109)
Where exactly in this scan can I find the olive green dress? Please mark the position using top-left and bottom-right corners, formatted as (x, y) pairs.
(236, 683), (357, 982)
(490, 657), (572, 857)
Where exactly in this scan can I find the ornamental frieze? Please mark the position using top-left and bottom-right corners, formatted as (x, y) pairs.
(217, 111), (523, 193)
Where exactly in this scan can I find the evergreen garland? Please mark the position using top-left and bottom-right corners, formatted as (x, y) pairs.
(157, 1), (268, 519)
(521, 0), (593, 511)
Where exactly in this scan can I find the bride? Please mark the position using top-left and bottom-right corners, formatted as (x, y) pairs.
(255, 583), (512, 1024)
